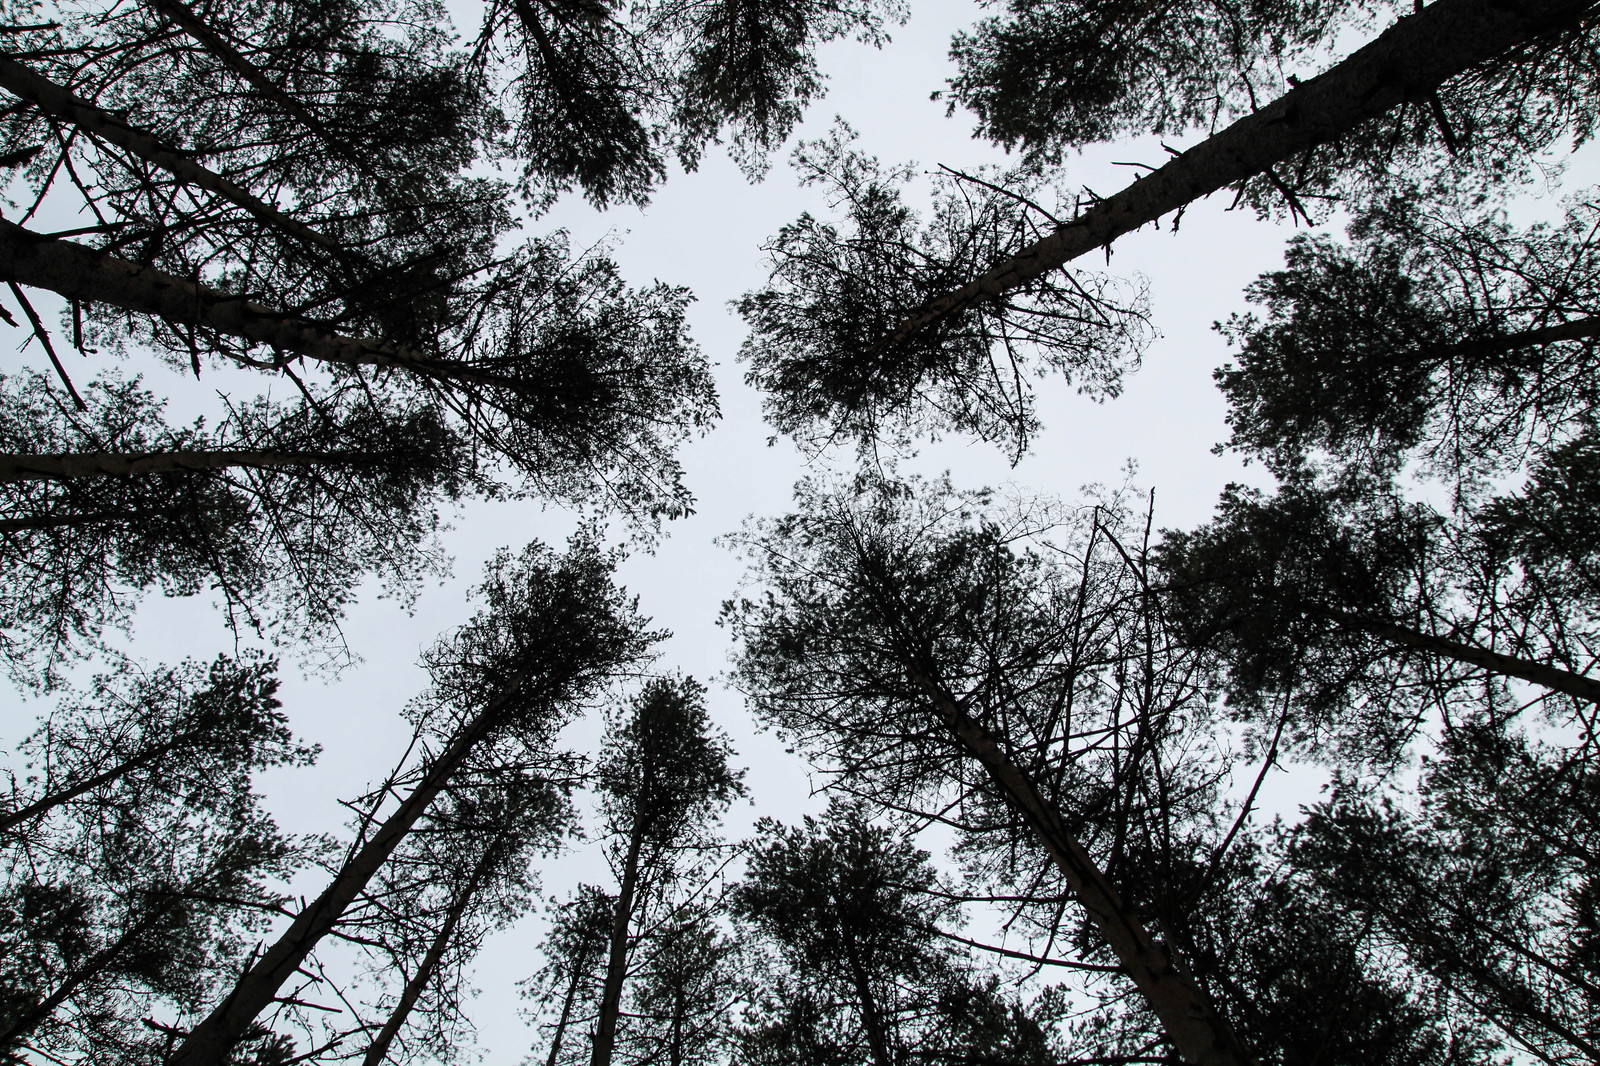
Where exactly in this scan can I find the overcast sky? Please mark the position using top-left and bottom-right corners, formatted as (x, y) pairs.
(5, 0), (1599, 1059)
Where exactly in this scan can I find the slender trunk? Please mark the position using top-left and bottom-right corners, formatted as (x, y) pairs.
(0, 51), (337, 251)
(142, 0), (351, 160)
(841, 937), (894, 1066)
(543, 941), (596, 1066)
(0, 739), (176, 832)
(0, 449), (378, 481)
(0, 510), (133, 533)
(907, 669), (1256, 1066)
(0, 219), (481, 384)
(667, 984), (684, 1066)
(0, 895), (178, 1046)
(1447, 315), (1600, 361)
(168, 675), (526, 1066)
(876, 0), (1595, 356)
(590, 814), (645, 1066)
(1325, 608), (1600, 704)
(362, 845), (500, 1066)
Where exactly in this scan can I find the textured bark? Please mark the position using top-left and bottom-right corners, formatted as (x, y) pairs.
(361, 846), (498, 1066)
(168, 676), (525, 1066)
(908, 670), (1256, 1066)
(1326, 609), (1600, 704)
(0, 449), (376, 481)
(590, 817), (644, 1066)
(877, 0), (1596, 356)
(0, 51), (337, 250)
(0, 219), (476, 382)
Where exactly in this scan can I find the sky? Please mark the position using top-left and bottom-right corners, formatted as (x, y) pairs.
(4, 0), (1598, 1059)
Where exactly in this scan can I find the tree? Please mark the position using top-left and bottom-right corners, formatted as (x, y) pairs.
(1213, 191), (1600, 486)
(732, 798), (1055, 1066)
(524, 885), (617, 1066)
(0, 655), (318, 1064)
(352, 772), (573, 1066)
(738, 124), (1150, 458)
(586, 676), (744, 1066)
(740, 0), (1598, 451)
(1286, 718), (1600, 1063)
(723, 473), (1258, 1066)
(0, 370), (466, 685)
(165, 531), (657, 1066)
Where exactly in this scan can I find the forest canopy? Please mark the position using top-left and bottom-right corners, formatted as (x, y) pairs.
(3, 0), (1599, 1065)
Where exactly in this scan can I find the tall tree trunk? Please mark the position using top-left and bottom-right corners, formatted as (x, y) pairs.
(0, 449), (380, 481)
(168, 674), (529, 1066)
(590, 814), (645, 1066)
(0, 739), (177, 833)
(907, 669), (1257, 1066)
(361, 844), (499, 1066)
(543, 940), (598, 1066)
(1325, 608), (1600, 703)
(874, 0), (1596, 357)
(842, 937), (894, 1066)
(0, 219), (482, 384)
(0, 509), (133, 533)
(0, 51), (337, 251)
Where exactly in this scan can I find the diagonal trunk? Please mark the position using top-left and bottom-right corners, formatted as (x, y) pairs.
(0, 449), (380, 481)
(0, 219), (487, 386)
(361, 843), (500, 1066)
(907, 669), (1256, 1066)
(543, 938), (599, 1066)
(841, 937), (894, 1066)
(142, 0), (354, 163)
(0, 739), (177, 833)
(590, 813), (645, 1066)
(874, 0), (1596, 357)
(168, 675), (528, 1066)
(0, 510), (135, 533)
(1322, 607), (1600, 704)
(0, 51), (337, 251)
(1444, 315), (1600, 362)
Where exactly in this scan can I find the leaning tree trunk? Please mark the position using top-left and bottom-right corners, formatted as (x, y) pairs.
(0, 449), (381, 481)
(0, 51), (336, 251)
(0, 219), (484, 385)
(0, 738), (177, 832)
(361, 844), (500, 1066)
(590, 815), (646, 1066)
(1323, 607), (1600, 704)
(874, 0), (1597, 358)
(908, 669), (1258, 1066)
(167, 674), (529, 1066)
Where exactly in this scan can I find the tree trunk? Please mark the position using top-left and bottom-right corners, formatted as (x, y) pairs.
(908, 669), (1257, 1066)
(590, 813), (645, 1066)
(0, 449), (379, 481)
(842, 937), (894, 1066)
(0, 219), (481, 383)
(1326, 608), (1600, 704)
(361, 844), (500, 1066)
(168, 675), (527, 1066)
(543, 942), (597, 1066)
(0, 51), (337, 251)
(875, 0), (1596, 357)
(0, 510), (133, 533)
(0, 739), (176, 833)
(142, 0), (348, 158)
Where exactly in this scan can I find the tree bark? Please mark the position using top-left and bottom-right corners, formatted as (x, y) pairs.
(907, 669), (1256, 1066)
(1325, 608), (1600, 704)
(167, 675), (526, 1066)
(0, 739), (176, 833)
(0, 219), (485, 384)
(0, 51), (337, 251)
(842, 937), (894, 1066)
(590, 814), (645, 1066)
(875, 0), (1596, 357)
(0, 449), (378, 481)
(361, 844), (499, 1066)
